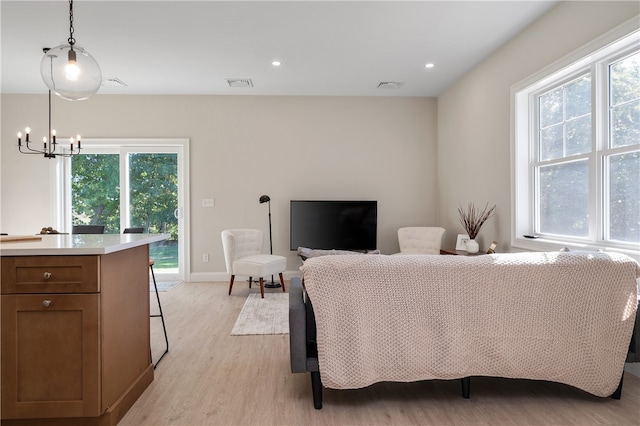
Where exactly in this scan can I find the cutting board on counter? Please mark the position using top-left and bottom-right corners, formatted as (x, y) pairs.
(0, 235), (43, 243)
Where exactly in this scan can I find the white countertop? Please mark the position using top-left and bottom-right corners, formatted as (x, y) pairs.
(0, 234), (170, 256)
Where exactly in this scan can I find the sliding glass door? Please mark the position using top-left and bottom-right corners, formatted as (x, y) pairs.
(126, 152), (179, 276)
(55, 139), (189, 282)
(71, 153), (120, 231)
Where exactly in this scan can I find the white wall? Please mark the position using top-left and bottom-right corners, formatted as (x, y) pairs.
(1, 95), (437, 279)
(4, 1), (637, 280)
(437, 1), (639, 252)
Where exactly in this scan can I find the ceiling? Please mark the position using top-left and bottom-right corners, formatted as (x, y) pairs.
(1, 1), (558, 97)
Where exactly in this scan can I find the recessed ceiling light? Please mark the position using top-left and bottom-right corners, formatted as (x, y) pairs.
(272, 61), (282, 66)
(425, 63), (435, 69)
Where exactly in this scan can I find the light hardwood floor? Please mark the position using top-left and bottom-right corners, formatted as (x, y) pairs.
(120, 281), (640, 426)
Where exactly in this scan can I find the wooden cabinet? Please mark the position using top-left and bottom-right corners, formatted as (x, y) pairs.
(1, 245), (153, 426)
(1, 293), (100, 419)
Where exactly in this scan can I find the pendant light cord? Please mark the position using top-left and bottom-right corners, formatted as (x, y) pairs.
(67, 0), (75, 47)
(48, 90), (52, 147)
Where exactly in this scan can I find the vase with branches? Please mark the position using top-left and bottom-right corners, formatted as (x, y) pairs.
(458, 203), (496, 252)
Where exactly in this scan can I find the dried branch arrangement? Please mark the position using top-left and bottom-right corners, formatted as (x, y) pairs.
(458, 203), (496, 240)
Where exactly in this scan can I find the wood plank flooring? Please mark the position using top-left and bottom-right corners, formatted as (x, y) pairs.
(120, 281), (640, 426)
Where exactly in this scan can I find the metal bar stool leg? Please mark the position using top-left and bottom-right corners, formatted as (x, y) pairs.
(149, 260), (169, 369)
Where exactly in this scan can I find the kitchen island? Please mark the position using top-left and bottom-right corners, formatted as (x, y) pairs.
(1, 233), (168, 426)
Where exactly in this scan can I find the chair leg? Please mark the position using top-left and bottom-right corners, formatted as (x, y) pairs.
(259, 277), (265, 298)
(461, 377), (471, 398)
(248, 277), (253, 289)
(228, 275), (235, 295)
(279, 273), (286, 292)
(150, 262), (169, 369)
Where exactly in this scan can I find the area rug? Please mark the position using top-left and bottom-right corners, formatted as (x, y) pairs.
(231, 293), (289, 336)
(150, 281), (183, 292)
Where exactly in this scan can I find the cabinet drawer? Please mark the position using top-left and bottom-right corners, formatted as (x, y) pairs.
(1, 256), (99, 294)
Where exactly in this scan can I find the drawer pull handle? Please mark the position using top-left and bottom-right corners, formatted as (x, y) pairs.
(42, 300), (52, 308)
(43, 272), (52, 280)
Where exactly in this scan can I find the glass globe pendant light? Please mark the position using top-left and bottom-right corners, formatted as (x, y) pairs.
(40, 0), (101, 101)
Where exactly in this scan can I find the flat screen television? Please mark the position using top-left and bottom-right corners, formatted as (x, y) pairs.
(290, 200), (377, 251)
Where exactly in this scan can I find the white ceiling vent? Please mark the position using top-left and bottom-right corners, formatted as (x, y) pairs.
(226, 78), (254, 88)
(102, 77), (127, 87)
(377, 81), (404, 89)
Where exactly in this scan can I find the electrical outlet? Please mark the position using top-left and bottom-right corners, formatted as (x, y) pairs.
(202, 198), (215, 207)
(202, 253), (209, 262)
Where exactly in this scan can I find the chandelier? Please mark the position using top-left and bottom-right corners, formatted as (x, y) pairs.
(17, 88), (82, 159)
(40, 0), (101, 101)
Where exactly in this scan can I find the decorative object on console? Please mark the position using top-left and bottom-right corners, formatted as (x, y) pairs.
(40, 0), (102, 101)
(17, 86), (82, 159)
(259, 194), (280, 288)
(457, 203), (496, 253)
(465, 239), (480, 254)
(486, 241), (497, 254)
(455, 234), (469, 251)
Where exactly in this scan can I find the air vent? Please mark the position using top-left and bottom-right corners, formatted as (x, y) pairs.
(102, 77), (127, 87)
(377, 81), (404, 89)
(226, 78), (254, 88)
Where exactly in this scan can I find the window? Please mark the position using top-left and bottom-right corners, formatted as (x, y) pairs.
(52, 138), (190, 281)
(512, 25), (639, 257)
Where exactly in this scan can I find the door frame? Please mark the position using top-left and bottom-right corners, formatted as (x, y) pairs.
(52, 138), (190, 282)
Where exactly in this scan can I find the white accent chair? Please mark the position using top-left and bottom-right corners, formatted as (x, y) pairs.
(221, 229), (286, 298)
(397, 227), (446, 254)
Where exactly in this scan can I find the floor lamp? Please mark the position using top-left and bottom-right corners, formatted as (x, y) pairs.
(259, 195), (281, 288)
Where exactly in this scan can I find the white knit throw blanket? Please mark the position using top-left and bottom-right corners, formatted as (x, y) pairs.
(301, 252), (639, 397)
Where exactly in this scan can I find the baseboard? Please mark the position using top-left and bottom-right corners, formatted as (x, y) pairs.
(190, 270), (301, 283)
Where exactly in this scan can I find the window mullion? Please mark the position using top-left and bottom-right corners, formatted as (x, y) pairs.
(120, 149), (130, 232)
(530, 93), (540, 235)
(599, 153), (609, 242)
(590, 61), (602, 244)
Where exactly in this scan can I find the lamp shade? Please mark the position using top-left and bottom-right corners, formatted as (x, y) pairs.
(259, 195), (271, 203)
(41, 44), (102, 101)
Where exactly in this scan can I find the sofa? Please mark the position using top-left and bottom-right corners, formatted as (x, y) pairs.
(289, 251), (639, 409)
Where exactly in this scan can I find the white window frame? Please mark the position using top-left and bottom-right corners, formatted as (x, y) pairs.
(511, 18), (640, 260)
(51, 138), (191, 281)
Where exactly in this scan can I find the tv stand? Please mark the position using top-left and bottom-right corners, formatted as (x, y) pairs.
(296, 247), (380, 262)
